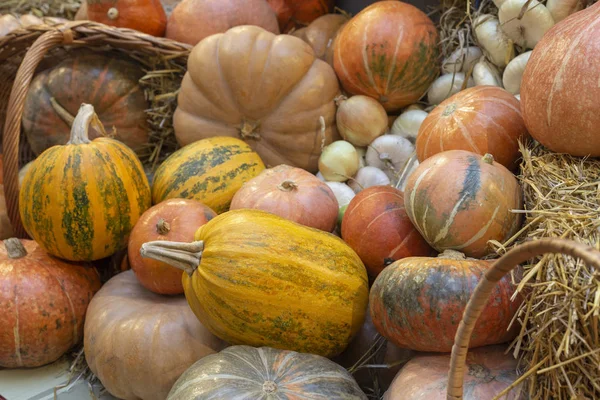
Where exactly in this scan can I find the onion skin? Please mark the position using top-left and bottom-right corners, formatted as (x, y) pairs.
(336, 95), (388, 147)
(318, 140), (360, 182)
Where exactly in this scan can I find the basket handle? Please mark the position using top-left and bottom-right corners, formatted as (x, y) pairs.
(446, 238), (600, 399)
(2, 27), (74, 238)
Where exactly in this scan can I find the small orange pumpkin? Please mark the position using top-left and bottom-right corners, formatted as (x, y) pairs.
(267, 0), (334, 32)
(85, 0), (167, 36)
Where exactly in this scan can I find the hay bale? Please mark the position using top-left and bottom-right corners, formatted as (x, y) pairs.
(0, 0), (81, 19)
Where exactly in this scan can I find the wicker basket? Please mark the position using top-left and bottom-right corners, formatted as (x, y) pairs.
(0, 20), (191, 238)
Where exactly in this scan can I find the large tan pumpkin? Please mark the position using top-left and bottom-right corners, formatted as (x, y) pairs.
(520, 2), (600, 156)
(174, 25), (341, 172)
(84, 271), (227, 400)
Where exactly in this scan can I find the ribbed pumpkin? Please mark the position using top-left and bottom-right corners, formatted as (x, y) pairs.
(20, 104), (151, 261)
(22, 51), (149, 155)
(128, 199), (217, 295)
(370, 250), (520, 352)
(333, 1), (439, 111)
(84, 0), (167, 36)
(140, 209), (369, 357)
(520, 2), (600, 157)
(0, 238), (101, 368)
(293, 13), (349, 66)
(267, 0), (335, 32)
(417, 86), (528, 169)
(404, 150), (523, 258)
(230, 164), (338, 232)
(168, 345), (366, 399)
(151, 137), (265, 213)
(173, 25), (341, 173)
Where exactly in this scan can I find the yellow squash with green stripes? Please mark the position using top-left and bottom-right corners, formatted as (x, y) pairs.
(19, 104), (151, 261)
(140, 209), (369, 357)
(151, 137), (265, 213)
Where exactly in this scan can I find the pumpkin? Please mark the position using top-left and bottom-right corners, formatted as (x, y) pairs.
(341, 185), (433, 277)
(0, 14), (43, 37)
(151, 136), (265, 213)
(333, 1), (439, 111)
(20, 104), (151, 261)
(370, 250), (520, 352)
(417, 86), (528, 169)
(84, 270), (227, 400)
(404, 150), (523, 258)
(267, 0), (335, 32)
(168, 345), (366, 399)
(84, 0), (167, 36)
(520, 2), (600, 157)
(0, 238), (101, 368)
(22, 51), (149, 155)
(0, 185), (14, 240)
(384, 345), (524, 399)
(293, 13), (348, 66)
(230, 164), (338, 232)
(140, 209), (369, 357)
(128, 199), (216, 295)
(173, 25), (341, 173)
(166, 0), (280, 45)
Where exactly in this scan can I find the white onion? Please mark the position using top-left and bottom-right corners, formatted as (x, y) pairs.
(390, 110), (428, 144)
(318, 140), (360, 182)
(365, 135), (415, 181)
(348, 166), (390, 193)
(325, 181), (355, 208)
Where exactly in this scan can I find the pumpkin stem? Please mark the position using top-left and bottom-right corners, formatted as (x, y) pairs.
(482, 153), (495, 165)
(240, 120), (261, 140)
(107, 7), (119, 20)
(334, 95), (348, 106)
(438, 249), (470, 261)
(140, 240), (204, 276)
(68, 104), (107, 145)
(277, 180), (298, 191)
(4, 238), (27, 259)
(49, 97), (75, 127)
(156, 218), (171, 235)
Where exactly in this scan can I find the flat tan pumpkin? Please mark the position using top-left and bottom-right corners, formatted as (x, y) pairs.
(174, 25), (341, 172)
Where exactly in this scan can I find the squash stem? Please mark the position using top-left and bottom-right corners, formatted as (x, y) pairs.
(156, 218), (171, 235)
(49, 97), (75, 127)
(4, 238), (27, 259)
(68, 104), (107, 145)
(277, 180), (298, 191)
(140, 240), (204, 276)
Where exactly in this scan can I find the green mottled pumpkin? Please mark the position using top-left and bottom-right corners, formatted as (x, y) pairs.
(140, 209), (369, 357)
(19, 104), (151, 261)
(151, 137), (265, 213)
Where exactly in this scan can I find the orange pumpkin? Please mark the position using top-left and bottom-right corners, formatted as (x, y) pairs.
(230, 164), (338, 232)
(293, 13), (349, 66)
(341, 185), (433, 277)
(166, 0), (280, 45)
(174, 25), (341, 172)
(85, 0), (167, 36)
(521, 2), (600, 157)
(333, 1), (439, 111)
(370, 250), (520, 352)
(267, 0), (334, 32)
(404, 150), (523, 258)
(128, 199), (217, 295)
(417, 86), (528, 169)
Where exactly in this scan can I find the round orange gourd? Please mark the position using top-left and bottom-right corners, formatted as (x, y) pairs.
(166, 0), (279, 45)
(370, 250), (520, 352)
(267, 0), (334, 32)
(404, 150), (523, 258)
(417, 86), (528, 169)
(0, 238), (101, 368)
(230, 164), (338, 232)
(173, 25), (341, 173)
(128, 199), (217, 294)
(294, 13), (349, 66)
(85, 0), (167, 36)
(520, 2), (600, 157)
(333, 1), (439, 111)
(341, 186), (433, 277)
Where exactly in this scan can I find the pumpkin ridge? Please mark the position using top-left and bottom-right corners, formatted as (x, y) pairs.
(467, 108), (518, 147)
(360, 22), (378, 94)
(383, 26), (404, 96)
(452, 204), (500, 251)
(453, 116), (481, 154)
(12, 287), (22, 366)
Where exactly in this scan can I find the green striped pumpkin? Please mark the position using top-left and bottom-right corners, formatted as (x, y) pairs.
(19, 104), (151, 262)
(151, 137), (265, 213)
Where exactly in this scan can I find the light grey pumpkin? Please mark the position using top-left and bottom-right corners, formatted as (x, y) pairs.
(167, 345), (367, 399)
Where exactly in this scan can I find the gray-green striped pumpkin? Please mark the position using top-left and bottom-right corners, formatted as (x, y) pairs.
(151, 136), (265, 213)
(167, 345), (367, 399)
(19, 104), (151, 261)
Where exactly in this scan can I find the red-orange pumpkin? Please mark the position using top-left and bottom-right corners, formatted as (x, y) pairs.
(417, 86), (528, 169)
(85, 0), (167, 36)
(166, 0), (280, 45)
(404, 150), (523, 258)
(341, 185), (433, 277)
(370, 250), (520, 352)
(267, 0), (334, 32)
(0, 238), (101, 368)
(333, 1), (439, 111)
(384, 345), (524, 399)
(521, 2), (600, 157)
(128, 199), (216, 295)
(230, 164), (338, 232)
